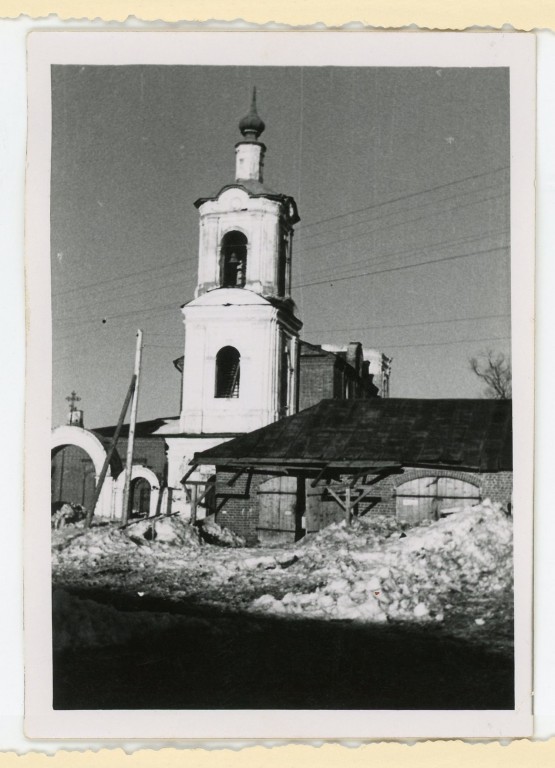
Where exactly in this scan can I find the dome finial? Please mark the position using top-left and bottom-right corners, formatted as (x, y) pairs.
(238, 87), (265, 141)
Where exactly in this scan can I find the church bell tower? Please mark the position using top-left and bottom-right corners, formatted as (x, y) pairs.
(179, 89), (302, 435)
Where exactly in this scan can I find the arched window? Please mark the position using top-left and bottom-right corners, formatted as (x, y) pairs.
(215, 346), (241, 398)
(220, 231), (248, 288)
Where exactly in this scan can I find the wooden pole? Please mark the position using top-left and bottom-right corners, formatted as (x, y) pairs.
(85, 374), (136, 528)
(345, 485), (352, 526)
(190, 484), (198, 525)
(121, 329), (143, 527)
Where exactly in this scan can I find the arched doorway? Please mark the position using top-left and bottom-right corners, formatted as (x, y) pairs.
(130, 477), (151, 518)
(51, 444), (96, 511)
(113, 465), (160, 520)
(395, 474), (481, 526)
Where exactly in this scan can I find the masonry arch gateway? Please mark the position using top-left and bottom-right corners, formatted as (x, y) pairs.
(51, 425), (117, 518)
(113, 464), (161, 519)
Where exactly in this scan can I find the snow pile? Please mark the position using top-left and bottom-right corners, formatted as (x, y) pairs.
(251, 501), (512, 624)
(52, 523), (138, 558)
(302, 513), (404, 552)
(198, 516), (246, 548)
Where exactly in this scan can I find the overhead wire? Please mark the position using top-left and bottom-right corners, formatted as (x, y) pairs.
(298, 165), (509, 231)
(293, 245), (509, 290)
(303, 312), (511, 335)
(293, 190), (509, 260)
(354, 335), (511, 350)
(52, 256), (189, 298)
(302, 227), (509, 282)
(299, 178), (508, 249)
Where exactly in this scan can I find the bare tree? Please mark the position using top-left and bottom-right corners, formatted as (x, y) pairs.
(469, 350), (512, 399)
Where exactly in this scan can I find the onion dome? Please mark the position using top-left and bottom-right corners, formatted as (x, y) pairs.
(238, 87), (265, 141)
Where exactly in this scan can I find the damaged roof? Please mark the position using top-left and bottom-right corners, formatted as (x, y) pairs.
(194, 398), (512, 472)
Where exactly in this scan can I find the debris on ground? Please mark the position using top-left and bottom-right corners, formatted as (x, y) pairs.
(52, 500), (513, 652)
(251, 500), (512, 637)
(197, 515), (246, 547)
(128, 515), (202, 547)
(51, 502), (87, 529)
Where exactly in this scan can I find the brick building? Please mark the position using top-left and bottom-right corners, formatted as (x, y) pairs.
(192, 398), (513, 545)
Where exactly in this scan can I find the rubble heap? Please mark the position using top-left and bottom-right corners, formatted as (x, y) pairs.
(251, 500), (512, 625)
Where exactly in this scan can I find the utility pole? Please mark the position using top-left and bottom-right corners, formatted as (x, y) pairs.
(85, 374), (136, 528)
(121, 329), (143, 527)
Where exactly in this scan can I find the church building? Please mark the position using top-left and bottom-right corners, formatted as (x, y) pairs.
(51, 90), (389, 524)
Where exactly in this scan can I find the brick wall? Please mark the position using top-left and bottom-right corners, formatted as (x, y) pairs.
(214, 465), (513, 544)
(113, 436), (167, 482)
(214, 467), (272, 545)
(480, 471), (513, 506)
(298, 356), (336, 412)
(349, 468), (513, 519)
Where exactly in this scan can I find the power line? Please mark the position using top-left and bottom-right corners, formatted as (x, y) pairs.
(51, 170), (509, 305)
(304, 178), (508, 243)
(53, 307), (185, 342)
(52, 244), (509, 333)
(303, 312), (511, 335)
(303, 227), (509, 282)
(368, 334), (511, 350)
(293, 245), (509, 290)
(53, 269), (195, 312)
(294, 191), (509, 259)
(53, 275), (193, 320)
(52, 257), (191, 298)
(298, 166), (509, 231)
(53, 301), (181, 330)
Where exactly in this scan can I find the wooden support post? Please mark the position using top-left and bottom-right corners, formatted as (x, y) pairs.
(85, 374), (136, 528)
(310, 465), (328, 488)
(181, 464), (197, 485)
(228, 467), (247, 486)
(345, 486), (352, 526)
(195, 484), (211, 507)
(326, 485), (346, 511)
(121, 329), (143, 527)
(190, 484), (198, 525)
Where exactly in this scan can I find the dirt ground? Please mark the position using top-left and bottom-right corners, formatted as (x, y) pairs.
(51, 503), (514, 710)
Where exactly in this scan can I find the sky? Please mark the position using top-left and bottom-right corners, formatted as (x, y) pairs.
(51, 64), (511, 428)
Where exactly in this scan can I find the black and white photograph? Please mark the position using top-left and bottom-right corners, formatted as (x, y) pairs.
(24, 31), (535, 739)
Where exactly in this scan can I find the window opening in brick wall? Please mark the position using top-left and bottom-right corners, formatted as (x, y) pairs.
(215, 346), (241, 398)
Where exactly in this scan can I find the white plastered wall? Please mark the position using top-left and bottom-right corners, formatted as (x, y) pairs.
(51, 425), (114, 518)
(180, 292), (284, 434)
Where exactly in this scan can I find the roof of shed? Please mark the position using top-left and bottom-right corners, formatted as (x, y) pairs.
(194, 398), (512, 472)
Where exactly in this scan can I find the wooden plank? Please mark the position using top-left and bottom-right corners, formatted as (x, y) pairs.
(257, 476), (297, 532)
(181, 464), (197, 484)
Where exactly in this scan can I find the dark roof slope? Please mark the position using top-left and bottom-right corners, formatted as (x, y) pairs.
(94, 418), (174, 438)
(194, 398), (512, 472)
